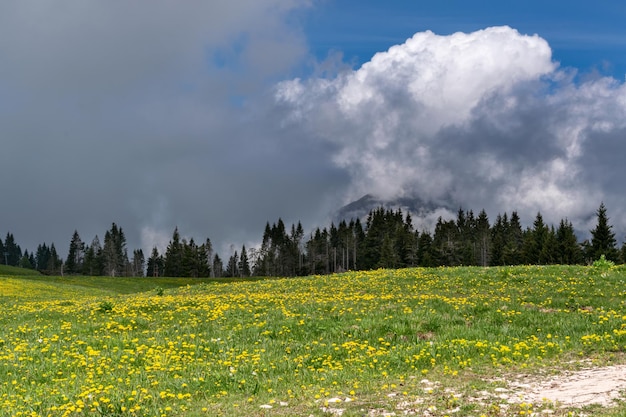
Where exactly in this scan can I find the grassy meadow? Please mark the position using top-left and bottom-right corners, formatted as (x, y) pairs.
(1, 264), (625, 416)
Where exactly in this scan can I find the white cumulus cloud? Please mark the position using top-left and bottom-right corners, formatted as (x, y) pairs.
(276, 26), (626, 235)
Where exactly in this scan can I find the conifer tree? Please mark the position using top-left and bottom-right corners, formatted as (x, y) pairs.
(213, 254), (224, 277)
(555, 219), (583, 264)
(432, 217), (459, 266)
(475, 210), (491, 266)
(490, 213), (507, 266)
(146, 247), (164, 277)
(523, 212), (547, 264)
(239, 245), (251, 277)
(47, 243), (62, 275)
(3, 233), (22, 266)
(590, 202), (618, 262)
(503, 211), (524, 265)
(82, 236), (103, 276)
(65, 230), (84, 274)
(131, 249), (145, 277)
(164, 227), (183, 277)
(416, 230), (434, 267)
(19, 251), (33, 269)
(102, 223), (128, 277)
(181, 238), (199, 277)
(226, 251), (239, 277)
(202, 239), (213, 277)
(540, 226), (558, 264)
(35, 243), (50, 271)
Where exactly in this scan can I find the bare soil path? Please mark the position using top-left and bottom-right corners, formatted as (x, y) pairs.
(507, 364), (626, 408)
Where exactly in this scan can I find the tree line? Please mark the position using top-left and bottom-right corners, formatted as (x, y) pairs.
(1, 202), (623, 277)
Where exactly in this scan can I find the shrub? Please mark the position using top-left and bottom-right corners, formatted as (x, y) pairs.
(593, 254), (615, 269)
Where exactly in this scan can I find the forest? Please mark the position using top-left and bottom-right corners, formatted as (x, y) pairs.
(1, 202), (623, 277)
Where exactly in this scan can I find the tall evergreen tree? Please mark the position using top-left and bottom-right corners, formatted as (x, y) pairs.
(202, 238), (214, 277)
(213, 254), (224, 277)
(239, 245), (251, 277)
(475, 210), (491, 266)
(164, 227), (183, 277)
(181, 238), (200, 277)
(490, 213), (507, 266)
(226, 250), (239, 277)
(539, 226), (558, 264)
(416, 230), (434, 267)
(523, 212), (547, 264)
(65, 230), (85, 274)
(19, 250), (34, 269)
(82, 236), (103, 276)
(305, 228), (328, 275)
(131, 249), (145, 277)
(102, 223), (128, 276)
(503, 211), (524, 265)
(589, 202), (618, 262)
(35, 243), (50, 271)
(556, 219), (583, 264)
(146, 246), (164, 277)
(457, 209), (476, 265)
(3, 233), (22, 266)
(432, 217), (460, 266)
(47, 243), (62, 275)
(28, 251), (36, 269)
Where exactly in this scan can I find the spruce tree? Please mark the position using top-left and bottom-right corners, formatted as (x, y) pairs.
(47, 243), (62, 275)
(539, 226), (558, 264)
(131, 249), (145, 277)
(4, 233), (22, 266)
(523, 212), (547, 264)
(556, 219), (583, 264)
(503, 211), (524, 265)
(82, 236), (103, 276)
(590, 202), (618, 262)
(102, 223), (127, 277)
(416, 230), (434, 267)
(490, 214), (507, 266)
(475, 210), (491, 266)
(239, 245), (251, 277)
(213, 254), (224, 277)
(146, 247), (164, 277)
(226, 251), (239, 277)
(65, 230), (84, 274)
(35, 243), (50, 271)
(19, 251), (33, 269)
(164, 227), (183, 277)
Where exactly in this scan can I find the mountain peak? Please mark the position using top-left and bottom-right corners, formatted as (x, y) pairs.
(335, 194), (452, 223)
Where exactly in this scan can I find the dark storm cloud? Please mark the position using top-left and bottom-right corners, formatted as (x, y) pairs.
(0, 1), (350, 256)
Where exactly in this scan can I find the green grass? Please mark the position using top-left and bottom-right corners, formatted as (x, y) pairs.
(0, 265), (625, 416)
(0, 264), (42, 276)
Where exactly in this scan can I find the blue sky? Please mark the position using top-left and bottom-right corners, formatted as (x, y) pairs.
(1, 1), (626, 258)
(304, 1), (626, 80)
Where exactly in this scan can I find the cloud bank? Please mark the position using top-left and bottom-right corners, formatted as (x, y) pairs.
(2, 9), (626, 258)
(276, 26), (626, 236)
(0, 1), (347, 255)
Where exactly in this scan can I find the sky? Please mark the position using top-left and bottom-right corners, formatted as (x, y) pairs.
(1, 1), (626, 259)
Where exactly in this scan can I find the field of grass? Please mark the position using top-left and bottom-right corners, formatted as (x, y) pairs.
(1, 265), (625, 416)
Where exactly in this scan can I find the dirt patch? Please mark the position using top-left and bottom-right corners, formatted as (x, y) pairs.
(504, 364), (626, 408)
(317, 365), (626, 416)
